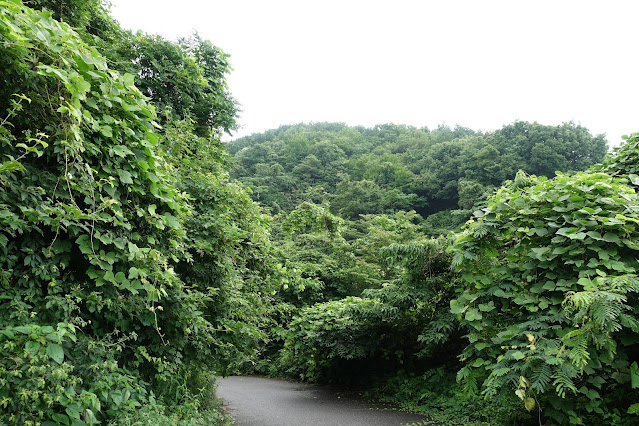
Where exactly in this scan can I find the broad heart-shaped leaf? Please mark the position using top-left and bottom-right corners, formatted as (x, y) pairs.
(146, 131), (159, 146)
(587, 389), (601, 400)
(603, 233), (621, 244)
(117, 168), (133, 184)
(0, 329), (15, 339)
(111, 144), (134, 157)
(25, 340), (41, 354)
(83, 409), (97, 424)
(465, 308), (482, 322)
(529, 246), (551, 259)
(46, 343), (64, 364)
(478, 301), (495, 312)
(100, 125), (113, 137)
(122, 72), (135, 87)
(111, 390), (123, 406)
(450, 299), (467, 314)
(533, 227), (549, 236)
(65, 404), (82, 420)
(493, 288), (508, 297)
(128, 267), (139, 279)
(163, 212), (180, 229)
(557, 227), (580, 236)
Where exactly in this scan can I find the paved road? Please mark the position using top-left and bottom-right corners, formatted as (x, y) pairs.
(217, 376), (431, 426)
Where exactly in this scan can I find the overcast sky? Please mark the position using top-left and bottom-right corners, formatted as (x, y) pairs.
(109, 0), (639, 145)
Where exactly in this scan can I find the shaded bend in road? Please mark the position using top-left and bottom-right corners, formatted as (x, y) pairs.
(217, 376), (432, 426)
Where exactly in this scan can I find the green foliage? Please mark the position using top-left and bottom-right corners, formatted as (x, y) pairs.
(28, 0), (111, 33)
(31, 0), (239, 136)
(379, 238), (461, 358)
(232, 121), (609, 391)
(0, 1), (260, 423)
(0, 1), (184, 421)
(352, 211), (422, 279)
(276, 201), (374, 301)
(230, 122), (607, 228)
(451, 170), (639, 423)
(281, 201), (343, 236)
(161, 119), (276, 374)
(1, 323), (104, 425)
(118, 32), (238, 136)
(4, 3), (623, 425)
(490, 121), (608, 178)
(279, 296), (382, 381)
(279, 238), (461, 383)
(599, 131), (639, 177)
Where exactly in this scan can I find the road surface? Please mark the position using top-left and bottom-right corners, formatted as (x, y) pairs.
(217, 376), (431, 426)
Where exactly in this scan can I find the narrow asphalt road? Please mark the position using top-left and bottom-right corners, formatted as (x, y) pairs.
(217, 376), (431, 426)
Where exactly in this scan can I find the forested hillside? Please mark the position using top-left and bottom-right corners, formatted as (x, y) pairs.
(230, 122), (606, 227)
(3, 1), (639, 425)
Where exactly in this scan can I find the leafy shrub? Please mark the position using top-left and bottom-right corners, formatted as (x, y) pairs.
(452, 170), (639, 424)
(1, 323), (97, 425)
(161, 119), (277, 375)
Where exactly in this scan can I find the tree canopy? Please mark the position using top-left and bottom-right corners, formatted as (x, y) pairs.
(230, 121), (607, 223)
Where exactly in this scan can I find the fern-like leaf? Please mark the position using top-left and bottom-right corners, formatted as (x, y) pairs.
(530, 363), (553, 393)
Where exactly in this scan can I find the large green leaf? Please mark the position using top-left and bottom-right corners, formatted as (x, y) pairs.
(46, 343), (64, 364)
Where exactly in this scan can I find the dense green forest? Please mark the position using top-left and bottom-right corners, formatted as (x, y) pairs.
(230, 121), (607, 231)
(2, 1), (639, 425)
(230, 122), (607, 217)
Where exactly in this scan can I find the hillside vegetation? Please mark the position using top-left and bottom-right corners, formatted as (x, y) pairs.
(2, 1), (639, 425)
(230, 122), (606, 224)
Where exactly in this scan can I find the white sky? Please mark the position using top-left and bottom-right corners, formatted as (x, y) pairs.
(108, 0), (639, 145)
